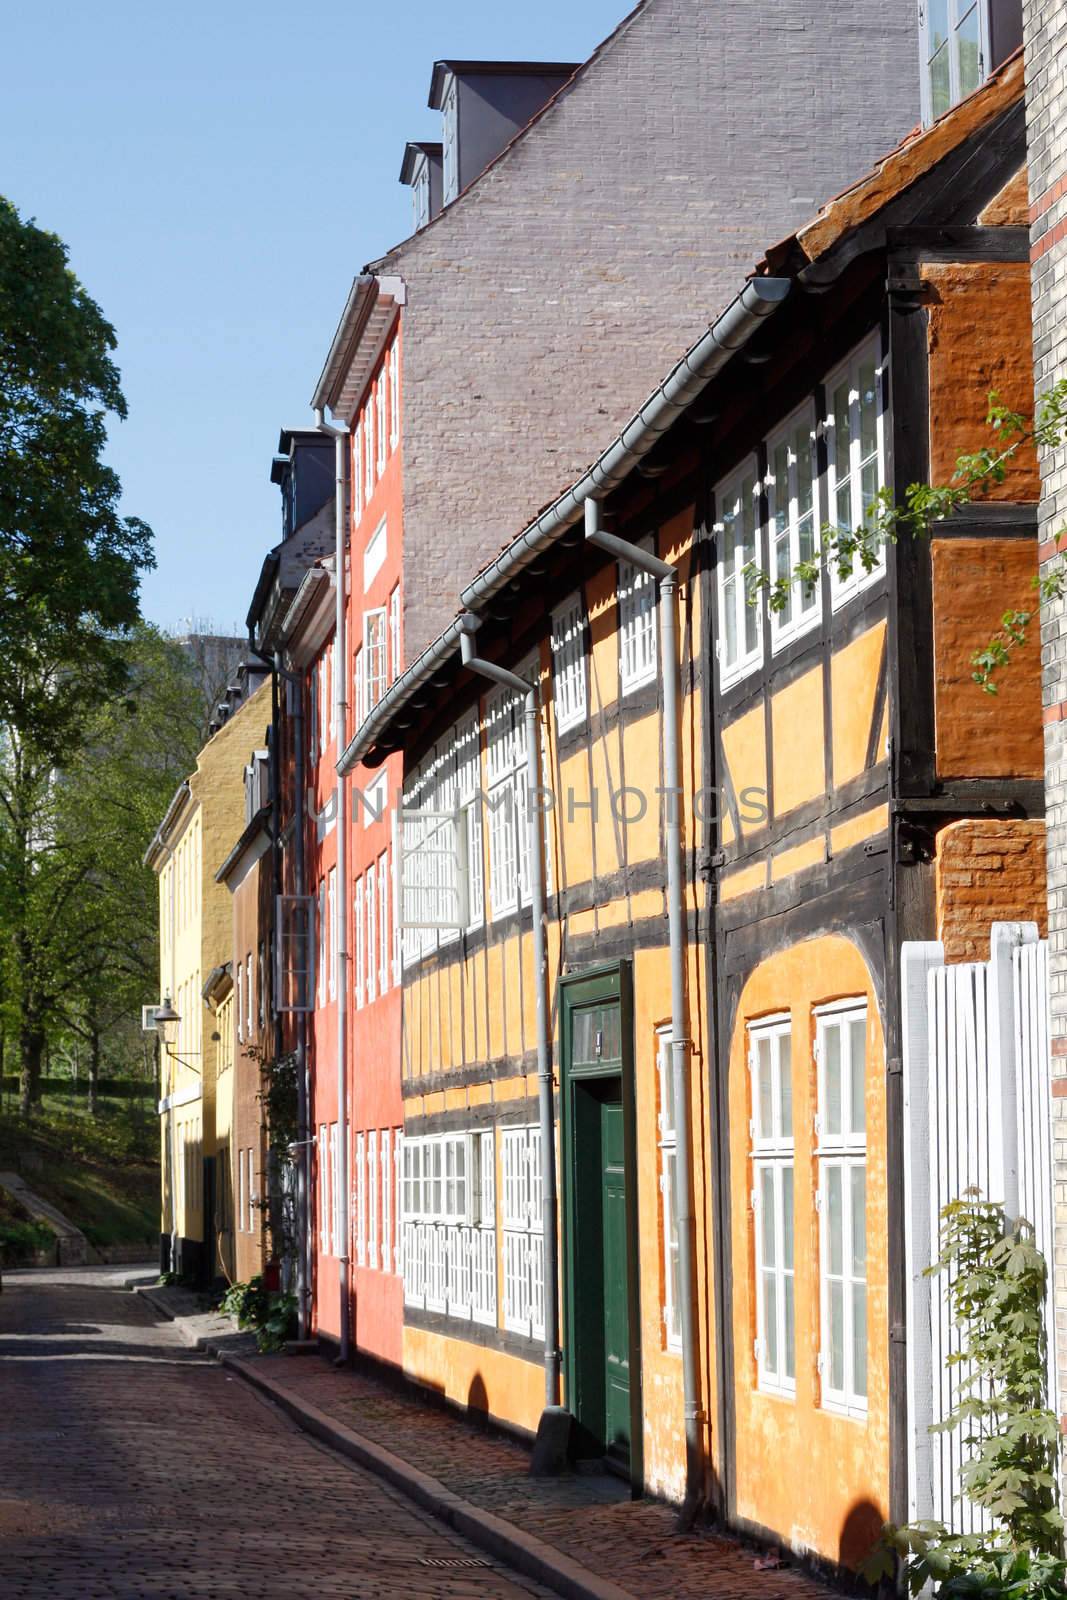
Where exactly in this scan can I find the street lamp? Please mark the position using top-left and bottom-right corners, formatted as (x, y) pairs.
(154, 997), (201, 1074)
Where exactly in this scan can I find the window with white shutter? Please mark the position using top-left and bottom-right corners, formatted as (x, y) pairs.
(920, 0), (988, 124)
(353, 421), (364, 525)
(394, 1132), (403, 1274)
(750, 1016), (795, 1397)
(715, 462), (762, 688)
(248, 1147), (257, 1235)
(362, 608), (388, 712)
(472, 1129), (496, 1326)
(389, 585), (401, 683)
(276, 894), (315, 1014)
(364, 395), (375, 504)
(767, 404), (821, 652)
(815, 1001), (868, 1418)
(355, 1133), (366, 1267)
(376, 376), (386, 477)
(327, 868), (337, 1002)
(317, 880), (326, 1007)
(825, 337), (887, 611)
(657, 1027), (682, 1352)
(330, 1122), (341, 1259)
(551, 594), (587, 733)
(238, 1144), (247, 1234)
(502, 1125), (543, 1338)
(618, 539), (658, 693)
(368, 1130), (378, 1271)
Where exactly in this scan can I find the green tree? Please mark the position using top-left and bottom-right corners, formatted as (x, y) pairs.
(0, 196), (155, 1107)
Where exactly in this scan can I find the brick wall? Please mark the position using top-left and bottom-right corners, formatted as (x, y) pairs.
(1023, 0), (1067, 1420)
(379, 0), (922, 660)
(934, 818), (1047, 961)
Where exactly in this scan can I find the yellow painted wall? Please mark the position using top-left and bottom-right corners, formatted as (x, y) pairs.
(727, 937), (889, 1569)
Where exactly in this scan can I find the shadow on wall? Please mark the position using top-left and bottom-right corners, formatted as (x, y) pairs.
(839, 1497), (883, 1576)
(468, 1371), (489, 1430)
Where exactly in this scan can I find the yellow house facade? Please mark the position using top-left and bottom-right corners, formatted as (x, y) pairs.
(146, 679), (270, 1282)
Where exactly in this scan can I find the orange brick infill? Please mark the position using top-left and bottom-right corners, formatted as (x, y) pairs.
(935, 818), (1047, 962)
(1052, 1037), (1067, 1059)
(1039, 537), (1067, 565)
(1052, 1079), (1067, 1096)
(1044, 701), (1067, 725)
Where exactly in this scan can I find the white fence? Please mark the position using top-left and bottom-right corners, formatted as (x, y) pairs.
(902, 922), (1056, 1531)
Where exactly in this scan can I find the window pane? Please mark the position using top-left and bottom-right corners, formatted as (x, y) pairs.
(778, 1035), (792, 1139)
(956, 3), (980, 96)
(828, 1166), (843, 1275)
(832, 381), (852, 523)
(757, 1035), (773, 1140)
(824, 1025), (842, 1137)
(928, 0), (949, 54)
(784, 1275), (795, 1381)
(781, 1167), (794, 1271)
(852, 1282), (868, 1398)
(851, 1166), (867, 1278)
(760, 1168), (776, 1266)
(849, 1016), (866, 1137)
(830, 1281), (845, 1391)
(930, 42), (951, 118)
(763, 1271), (778, 1371)
(723, 573), (738, 663)
(742, 477), (759, 654)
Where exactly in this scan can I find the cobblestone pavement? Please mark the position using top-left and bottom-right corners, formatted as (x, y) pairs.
(0, 1272), (557, 1599)
(248, 1356), (836, 1600)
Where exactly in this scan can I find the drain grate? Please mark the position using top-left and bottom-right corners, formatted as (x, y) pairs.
(417, 1555), (493, 1569)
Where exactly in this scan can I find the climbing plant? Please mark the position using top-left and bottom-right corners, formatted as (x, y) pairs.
(743, 380), (1067, 694)
(866, 1194), (1064, 1597)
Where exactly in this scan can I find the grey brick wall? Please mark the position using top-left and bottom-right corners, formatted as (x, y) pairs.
(377, 0), (922, 660)
(1024, 0), (1067, 1422)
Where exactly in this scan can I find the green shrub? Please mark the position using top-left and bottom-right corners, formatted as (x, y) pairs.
(219, 1275), (297, 1354)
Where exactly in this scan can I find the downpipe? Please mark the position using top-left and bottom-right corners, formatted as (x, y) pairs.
(585, 496), (705, 1525)
(456, 613), (564, 1432)
(316, 407), (351, 1366)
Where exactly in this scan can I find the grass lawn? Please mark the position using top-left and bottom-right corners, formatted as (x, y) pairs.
(0, 1083), (159, 1262)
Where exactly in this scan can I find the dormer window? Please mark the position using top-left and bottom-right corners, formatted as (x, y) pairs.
(920, 0), (987, 122)
(413, 159), (431, 230)
(442, 77), (458, 205)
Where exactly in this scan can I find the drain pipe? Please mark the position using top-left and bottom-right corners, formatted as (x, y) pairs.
(456, 612), (564, 1432)
(316, 406), (351, 1365)
(584, 495), (704, 1522)
(275, 650), (311, 1340)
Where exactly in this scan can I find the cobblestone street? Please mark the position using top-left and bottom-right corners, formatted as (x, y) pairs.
(0, 1270), (556, 1599)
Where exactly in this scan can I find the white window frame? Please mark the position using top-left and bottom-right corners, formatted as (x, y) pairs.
(317, 880), (326, 1008)
(246, 953), (254, 1039)
(378, 849), (389, 996)
(389, 586), (401, 683)
(368, 1129), (378, 1270)
(618, 536), (658, 693)
(442, 76), (458, 203)
(389, 340), (399, 450)
(364, 392), (375, 504)
(376, 375), (386, 477)
(318, 1124), (329, 1254)
(502, 1124), (543, 1340)
(362, 607), (388, 713)
(366, 862), (377, 1004)
(749, 1015), (795, 1398)
(456, 715), (484, 932)
(363, 518), (387, 591)
(238, 1144), (247, 1234)
(353, 421), (364, 525)
(550, 593), (587, 733)
(919, 0), (989, 125)
(330, 1122), (341, 1260)
(354, 876), (365, 1009)
(327, 867), (337, 1002)
(412, 158), (430, 229)
(355, 1132), (367, 1267)
(236, 960), (244, 1044)
(815, 1000), (869, 1419)
(380, 1129), (391, 1272)
(656, 1028), (682, 1353)
(247, 1148), (257, 1235)
(715, 458), (762, 689)
(824, 335), (888, 612)
(394, 1132), (404, 1274)
(766, 403), (822, 653)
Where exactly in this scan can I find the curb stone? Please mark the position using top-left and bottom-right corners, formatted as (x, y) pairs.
(223, 1354), (639, 1600)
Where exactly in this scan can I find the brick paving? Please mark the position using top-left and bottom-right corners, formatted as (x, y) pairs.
(246, 1352), (837, 1600)
(0, 1271), (557, 1599)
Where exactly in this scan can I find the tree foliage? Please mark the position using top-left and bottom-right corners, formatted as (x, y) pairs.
(0, 194), (154, 757)
(867, 1194), (1064, 1597)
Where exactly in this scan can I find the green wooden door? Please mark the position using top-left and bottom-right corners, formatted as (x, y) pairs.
(561, 963), (642, 1488)
(601, 1089), (631, 1461)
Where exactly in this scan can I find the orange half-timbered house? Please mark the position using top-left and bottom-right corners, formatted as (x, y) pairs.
(337, 55), (1044, 1578)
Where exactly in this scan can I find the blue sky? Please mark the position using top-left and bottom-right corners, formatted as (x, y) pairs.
(2, 1), (625, 633)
